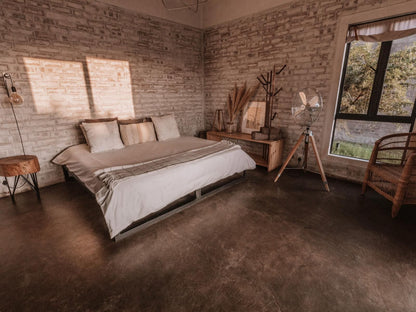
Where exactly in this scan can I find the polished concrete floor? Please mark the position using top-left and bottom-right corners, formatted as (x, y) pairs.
(1, 168), (416, 312)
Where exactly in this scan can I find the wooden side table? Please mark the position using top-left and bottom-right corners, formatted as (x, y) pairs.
(207, 131), (284, 172)
(0, 155), (40, 202)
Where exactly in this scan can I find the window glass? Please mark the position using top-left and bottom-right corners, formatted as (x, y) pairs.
(331, 17), (416, 162)
(331, 119), (411, 160)
(378, 34), (416, 116)
(339, 41), (381, 114)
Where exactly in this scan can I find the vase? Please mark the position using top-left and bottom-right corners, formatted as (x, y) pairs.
(226, 122), (234, 133)
(212, 109), (225, 131)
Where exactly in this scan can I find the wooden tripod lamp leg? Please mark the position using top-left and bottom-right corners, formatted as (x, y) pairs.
(309, 134), (330, 192)
(303, 134), (309, 170)
(274, 133), (305, 183)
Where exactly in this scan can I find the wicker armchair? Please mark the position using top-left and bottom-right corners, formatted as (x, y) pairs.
(362, 132), (416, 217)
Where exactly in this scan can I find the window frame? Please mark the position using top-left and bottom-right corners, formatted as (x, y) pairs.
(330, 34), (416, 159)
(319, 1), (416, 176)
(334, 40), (416, 124)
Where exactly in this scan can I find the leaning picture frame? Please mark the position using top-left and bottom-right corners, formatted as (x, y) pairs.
(241, 101), (266, 134)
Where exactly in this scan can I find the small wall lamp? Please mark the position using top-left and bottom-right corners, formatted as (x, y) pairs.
(2, 73), (26, 155)
(3, 73), (24, 105)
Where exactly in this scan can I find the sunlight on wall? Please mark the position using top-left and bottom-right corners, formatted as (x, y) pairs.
(86, 57), (134, 118)
(23, 57), (90, 117)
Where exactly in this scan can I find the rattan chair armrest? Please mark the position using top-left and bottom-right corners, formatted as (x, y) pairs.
(369, 140), (381, 165)
(378, 132), (416, 142)
(399, 152), (416, 183)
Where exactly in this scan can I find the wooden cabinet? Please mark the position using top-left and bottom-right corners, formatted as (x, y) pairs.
(207, 131), (283, 172)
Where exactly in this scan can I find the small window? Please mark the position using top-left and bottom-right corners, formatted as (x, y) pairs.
(331, 15), (416, 160)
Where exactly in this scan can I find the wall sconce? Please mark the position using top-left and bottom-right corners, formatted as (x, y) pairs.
(2, 73), (26, 155)
(3, 73), (24, 105)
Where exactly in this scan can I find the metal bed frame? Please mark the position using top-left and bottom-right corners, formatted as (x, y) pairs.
(62, 166), (245, 242)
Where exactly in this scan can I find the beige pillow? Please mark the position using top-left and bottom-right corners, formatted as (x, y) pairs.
(151, 115), (180, 141)
(119, 124), (140, 146)
(138, 122), (157, 143)
(119, 122), (156, 145)
(81, 120), (124, 153)
(80, 117), (118, 146)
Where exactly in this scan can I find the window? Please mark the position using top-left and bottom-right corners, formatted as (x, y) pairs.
(331, 15), (416, 160)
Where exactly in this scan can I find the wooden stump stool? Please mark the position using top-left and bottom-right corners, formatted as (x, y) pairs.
(0, 155), (40, 202)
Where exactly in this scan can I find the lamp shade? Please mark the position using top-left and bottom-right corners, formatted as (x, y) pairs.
(9, 92), (24, 105)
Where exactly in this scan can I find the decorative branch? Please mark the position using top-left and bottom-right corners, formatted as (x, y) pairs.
(226, 82), (259, 123)
(273, 87), (283, 97)
(257, 64), (286, 136)
(276, 64), (287, 75)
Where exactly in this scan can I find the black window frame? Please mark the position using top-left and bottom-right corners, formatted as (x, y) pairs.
(331, 37), (416, 157)
(335, 40), (416, 124)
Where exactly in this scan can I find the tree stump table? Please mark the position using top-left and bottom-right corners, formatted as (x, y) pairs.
(0, 155), (40, 202)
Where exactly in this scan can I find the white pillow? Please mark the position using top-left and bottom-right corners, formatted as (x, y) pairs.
(81, 120), (124, 153)
(151, 115), (180, 141)
(119, 122), (156, 145)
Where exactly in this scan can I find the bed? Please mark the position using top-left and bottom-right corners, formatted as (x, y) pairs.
(52, 135), (256, 240)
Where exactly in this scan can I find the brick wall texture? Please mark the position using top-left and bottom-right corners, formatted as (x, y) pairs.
(203, 0), (411, 182)
(0, 0), (203, 195)
(0, 0), (412, 196)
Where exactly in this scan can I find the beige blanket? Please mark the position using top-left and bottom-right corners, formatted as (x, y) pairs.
(95, 141), (237, 207)
(52, 136), (218, 193)
(96, 140), (236, 187)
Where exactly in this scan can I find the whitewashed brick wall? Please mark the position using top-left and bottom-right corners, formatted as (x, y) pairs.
(1, 0), (411, 197)
(0, 0), (204, 195)
(203, 0), (408, 182)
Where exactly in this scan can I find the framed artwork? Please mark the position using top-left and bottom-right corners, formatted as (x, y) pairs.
(241, 101), (266, 134)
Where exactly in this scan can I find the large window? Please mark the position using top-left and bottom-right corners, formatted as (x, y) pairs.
(331, 15), (416, 160)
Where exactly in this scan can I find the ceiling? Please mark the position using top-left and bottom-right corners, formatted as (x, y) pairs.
(98, 0), (293, 28)
(202, 0), (293, 28)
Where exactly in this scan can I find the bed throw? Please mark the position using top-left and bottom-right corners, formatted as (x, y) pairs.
(94, 140), (253, 237)
(95, 140), (236, 207)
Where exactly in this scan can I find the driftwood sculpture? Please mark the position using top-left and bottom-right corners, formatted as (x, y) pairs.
(256, 64), (286, 139)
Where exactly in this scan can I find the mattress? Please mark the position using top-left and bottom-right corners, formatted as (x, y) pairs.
(53, 136), (256, 238)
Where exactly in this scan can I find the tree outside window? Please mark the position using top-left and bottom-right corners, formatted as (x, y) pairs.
(331, 32), (416, 160)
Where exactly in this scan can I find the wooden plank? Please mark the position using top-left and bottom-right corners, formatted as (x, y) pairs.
(267, 140), (284, 171)
(207, 131), (284, 171)
(206, 133), (221, 142)
(247, 153), (268, 167)
(207, 131), (277, 145)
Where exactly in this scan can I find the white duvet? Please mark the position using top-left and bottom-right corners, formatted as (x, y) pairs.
(53, 136), (256, 238)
